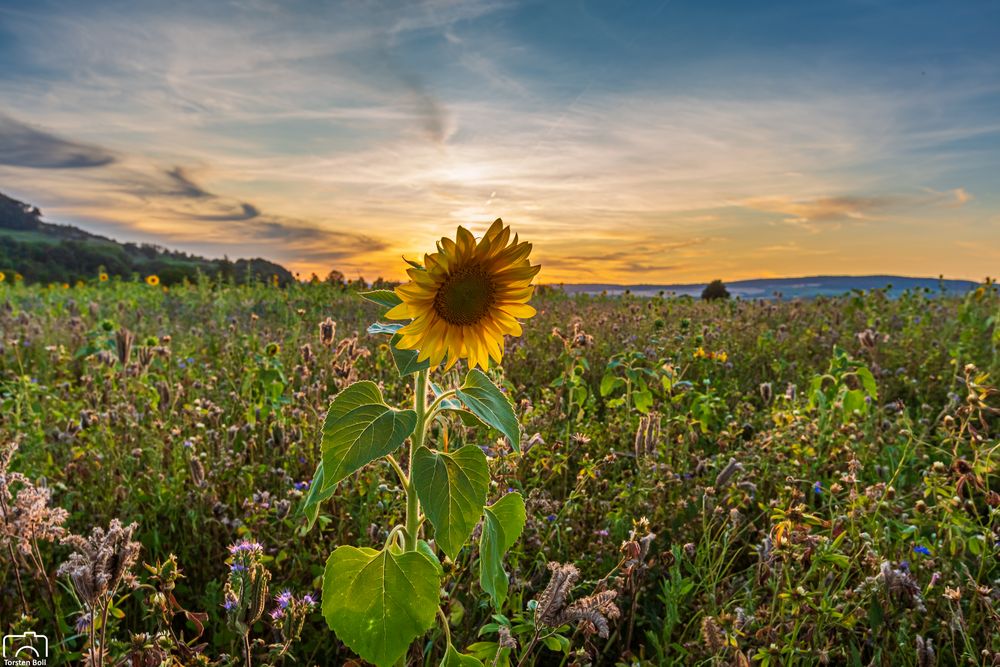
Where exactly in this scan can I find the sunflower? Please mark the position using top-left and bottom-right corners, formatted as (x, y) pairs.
(99, 272), (109, 282)
(146, 274), (160, 286)
(386, 219), (539, 370)
(0, 271), (5, 283)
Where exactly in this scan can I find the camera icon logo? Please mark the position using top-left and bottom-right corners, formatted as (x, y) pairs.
(2, 631), (49, 662)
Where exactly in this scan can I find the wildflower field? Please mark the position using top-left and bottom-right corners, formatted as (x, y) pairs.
(1, 271), (998, 665)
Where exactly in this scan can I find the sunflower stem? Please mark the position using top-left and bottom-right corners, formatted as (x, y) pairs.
(405, 369), (429, 551)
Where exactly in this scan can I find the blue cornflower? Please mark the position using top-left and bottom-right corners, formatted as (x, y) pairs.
(913, 545), (932, 556)
(813, 481), (822, 495)
(546, 514), (557, 522)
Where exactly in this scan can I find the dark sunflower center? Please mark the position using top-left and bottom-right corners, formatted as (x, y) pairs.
(433, 263), (496, 325)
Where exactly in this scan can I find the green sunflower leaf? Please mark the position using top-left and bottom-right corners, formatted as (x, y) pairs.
(391, 332), (430, 376)
(479, 492), (526, 610)
(359, 289), (402, 309)
(456, 369), (521, 453)
(322, 545), (440, 667)
(442, 644), (485, 666)
(413, 445), (490, 561)
(320, 381), (417, 490)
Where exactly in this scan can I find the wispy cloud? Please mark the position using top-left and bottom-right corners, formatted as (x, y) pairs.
(0, 113), (116, 169)
(0, 0), (998, 281)
(741, 188), (972, 226)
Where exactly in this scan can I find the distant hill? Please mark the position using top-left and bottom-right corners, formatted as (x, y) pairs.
(563, 275), (979, 299)
(0, 191), (294, 285)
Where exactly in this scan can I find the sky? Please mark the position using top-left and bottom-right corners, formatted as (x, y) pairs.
(0, 0), (998, 284)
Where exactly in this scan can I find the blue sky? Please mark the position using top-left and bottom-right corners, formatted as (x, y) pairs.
(1, 0), (998, 282)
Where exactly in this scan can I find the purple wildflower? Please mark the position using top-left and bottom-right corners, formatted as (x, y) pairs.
(275, 589), (293, 609)
(228, 539), (263, 555)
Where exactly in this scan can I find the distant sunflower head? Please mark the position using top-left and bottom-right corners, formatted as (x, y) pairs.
(99, 272), (109, 282)
(386, 219), (540, 370)
(146, 274), (160, 286)
(0, 271), (5, 283)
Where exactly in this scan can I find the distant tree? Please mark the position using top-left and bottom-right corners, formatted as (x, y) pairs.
(702, 279), (730, 301)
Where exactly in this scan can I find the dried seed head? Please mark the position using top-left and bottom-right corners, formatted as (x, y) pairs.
(189, 457), (205, 488)
(561, 589), (620, 638)
(916, 635), (936, 667)
(57, 519), (141, 610)
(536, 562), (580, 627)
(115, 328), (135, 366)
(700, 616), (725, 654)
(497, 625), (517, 649)
(714, 458), (743, 489)
(634, 412), (661, 459)
(319, 318), (337, 346)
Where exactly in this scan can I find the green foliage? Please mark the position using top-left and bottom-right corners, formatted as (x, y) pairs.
(601, 351), (657, 414)
(455, 369), (521, 452)
(390, 332), (431, 376)
(442, 644), (484, 666)
(478, 493), (527, 609)
(0, 191), (295, 285)
(412, 445), (490, 561)
(319, 381), (417, 489)
(2, 279), (999, 666)
(321, 545), (441, 667)
(807, 345), (879, 423)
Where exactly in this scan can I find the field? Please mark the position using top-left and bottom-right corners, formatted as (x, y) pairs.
(1, 278), (998, 666)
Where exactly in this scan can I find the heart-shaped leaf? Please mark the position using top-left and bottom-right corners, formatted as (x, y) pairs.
(321, 381), (416, 490)
(456, 370), (520, 453)
(479, 492), (526, 609)
(322, 545), (440, 667)
(413, 445), (489, 560)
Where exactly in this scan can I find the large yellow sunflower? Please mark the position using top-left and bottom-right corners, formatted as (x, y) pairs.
(386, 219), (539, 370)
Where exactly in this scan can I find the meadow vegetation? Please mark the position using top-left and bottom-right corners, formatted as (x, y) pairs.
(1, 275), (998, 666)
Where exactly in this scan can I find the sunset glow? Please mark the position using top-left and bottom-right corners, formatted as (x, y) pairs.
(1, 1), (998, 283)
